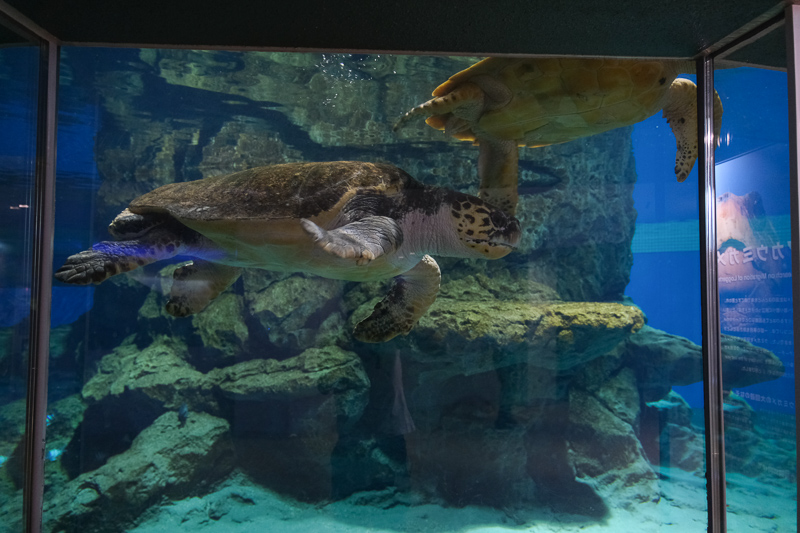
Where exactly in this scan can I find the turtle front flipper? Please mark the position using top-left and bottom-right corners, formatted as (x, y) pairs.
(393, 82), (486, 132)
(354, 255), (441, 343)
(478, 138), (520, 215)
(301, 216), (403, 266)
(166, 260), (242, 317)
(54, 233), (184, 285)
(662, 78), (724, 182)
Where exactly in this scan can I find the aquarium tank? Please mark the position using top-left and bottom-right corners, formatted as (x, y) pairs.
(0, 25), (796, 533)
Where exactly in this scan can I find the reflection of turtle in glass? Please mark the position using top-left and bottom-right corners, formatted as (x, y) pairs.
(395, 57), (724, 214)
(55, 161), (521, 343)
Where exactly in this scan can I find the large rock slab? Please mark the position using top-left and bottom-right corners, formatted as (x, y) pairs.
(81, 339), (368, 422)
(81, 336), (211, 411)
(626, 325), (785, 402)
(373, 299), (645, 375)
(43, 411), (233, 533)
(208, 345), (370, 422)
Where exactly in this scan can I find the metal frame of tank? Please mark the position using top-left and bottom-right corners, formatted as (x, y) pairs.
(786, 8), (800, 530)
(0, 2), (796, 532)
(0, 4), (58, 533)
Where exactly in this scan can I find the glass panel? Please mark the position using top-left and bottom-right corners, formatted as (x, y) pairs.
(0, 44), (40, 532)
(46, 49), (722, 531)
(714, 64), (797, 529)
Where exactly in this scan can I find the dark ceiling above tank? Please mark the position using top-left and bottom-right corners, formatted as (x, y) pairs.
(1, 0), (792, 68)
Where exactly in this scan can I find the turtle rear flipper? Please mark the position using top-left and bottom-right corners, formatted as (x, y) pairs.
(662, 78), (723, 182)
(54, 234), (184, 285)
(302, 216), (403, 266)
(166, 260), (242, 317)
(354, 255), (440, 343)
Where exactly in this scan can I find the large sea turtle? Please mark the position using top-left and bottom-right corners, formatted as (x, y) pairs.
(54, 161), (521, 343)
(394, 57), (724, 214)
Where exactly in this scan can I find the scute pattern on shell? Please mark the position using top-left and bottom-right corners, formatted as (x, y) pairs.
(127, 161), (415, 222)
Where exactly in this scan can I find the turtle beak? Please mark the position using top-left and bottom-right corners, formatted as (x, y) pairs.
(487, 210), (521, 249)
(470, 219), (521, 259)
(488, 218), (521, 252)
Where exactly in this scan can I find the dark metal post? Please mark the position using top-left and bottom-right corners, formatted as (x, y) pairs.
(22, 36), (59, 533)
(784, 6), (800, 533)
(697, 54), (726, 533)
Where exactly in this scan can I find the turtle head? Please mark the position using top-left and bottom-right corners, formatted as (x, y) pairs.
(449, 194), (521, 259)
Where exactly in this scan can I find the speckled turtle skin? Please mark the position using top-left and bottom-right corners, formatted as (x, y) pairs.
(55, 161), (521, 343)
(395, 57), (724, 214)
